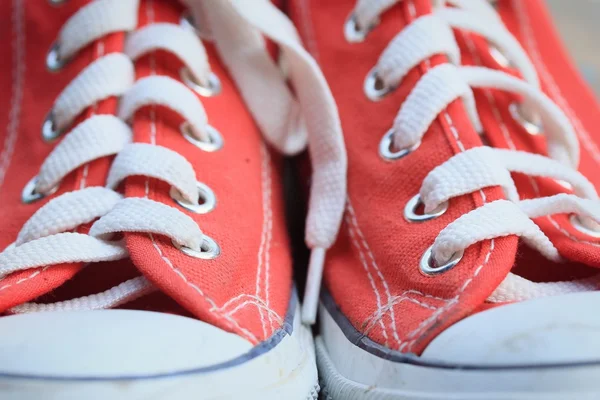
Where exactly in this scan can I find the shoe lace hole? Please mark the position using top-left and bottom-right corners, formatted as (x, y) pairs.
(420, 246), (463, 276)
(173, 235), (220, 260)
(22, 176), (59, 204)
(180, 67), (222, 97)
(509, 102), (543, 136)
(379, 128), (420, 161)
(170, 181), (216, 214)
(180, 122), (224, 152)
(404, 194), (448, 222)
(46, 42), (69, 72)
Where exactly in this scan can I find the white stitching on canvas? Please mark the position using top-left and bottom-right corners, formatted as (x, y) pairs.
(362, 295), (440, 337)
(462, 31), (600, 251)
(213, 293), (283, 318)
(400, 0), (496, 353)
(255, 144), (270, 338)
(512, 0), (600, 165)
(142, 2), (258, 344)
(263, 148), (275, 334)
(0, 0), (25, 191)
(511, 0), (600, 248)
(346, 202), (402, 347)
(345, 207), (390, 347)
(224, 300), (284, 326)
(0, 266), (50, 293)
(150, 233), (259, 343)
(403, 240), (494, 352)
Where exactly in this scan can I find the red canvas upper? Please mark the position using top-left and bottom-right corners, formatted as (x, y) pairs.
(290, 0), (600, 354)
(0, 0), (292, 344)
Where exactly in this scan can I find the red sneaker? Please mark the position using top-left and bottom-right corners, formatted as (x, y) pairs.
(290, 0), (600, 398)
(0, 1), (345, 398)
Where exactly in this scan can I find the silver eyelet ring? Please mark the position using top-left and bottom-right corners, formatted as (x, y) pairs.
(173, 235), (221, 260)
(46, 42), (68, 73)
(404, 194), (448, 223)
(180, 67), (222, 98)
(48, 0), (68, 5)
(364, 68), (395, 101)
(180, 12), (198, 33)
(420, 246), (464, 276)
(170, 181), (216, 214)
(344, 13), (376, 43)
(180, 122), (224, 152)
(42, 111), (65, 142)
(509, 102), (543, 136)
(379, 128), (420, 161)
(487, 0), (498, 9)
(488, 43), (510, 69)
(569, 214), (600, 239)
(22, 176), (59, 204)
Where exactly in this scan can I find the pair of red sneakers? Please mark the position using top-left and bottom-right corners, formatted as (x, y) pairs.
(2, 0), (600, 399)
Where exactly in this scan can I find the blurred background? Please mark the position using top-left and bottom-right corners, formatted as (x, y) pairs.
(547, 0), (600, 96)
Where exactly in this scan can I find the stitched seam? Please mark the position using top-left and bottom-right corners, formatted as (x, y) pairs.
(213, 293), (283, 319)
(0, 0), (25, 191)
(462, 31), (599, 250)
(403, 240), (495, 352)
(0, 266), (50, 293)
(345, 207), (390, 347)
(512, 0), (600, 166)
(401, 0), (495, 353)
(224, 301), (284, 325)
(511, 0), (600, 248)
(263, 143), (276, 334)
(141, 3), (255, 344)
(362, 289), (450, 331)
(347, 202), (401, 347)
(362, 296), (440, 337)
(255, 144), (270, 338)
(150, 234), (258, 343)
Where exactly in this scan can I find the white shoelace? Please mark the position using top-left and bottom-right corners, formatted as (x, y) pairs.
(346, 0), (600, 300)
(0, 0), (347, 318)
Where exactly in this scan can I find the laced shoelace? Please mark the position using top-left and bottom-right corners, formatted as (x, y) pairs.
(341, 0), (600, 300)
(0, 0), (347, 318)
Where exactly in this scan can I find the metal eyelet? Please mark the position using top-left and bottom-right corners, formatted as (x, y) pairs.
(41, 111), (66, 142)
(46, 42), (68, 73)
(420, 246), (464, 276)
(180, 68), (221, 98)
(488, 42), (511, 69)
(170, 181), (216, 214)
(344, 13), (376, 43)
(22, 176), (59, 204)
(404, 194), (448, 223)
(379, 128), (420, 161)
(173, 235), (221, 260)
(364, 68), (395, 101)
(487, 0), (498, 9)
(569, 215), (600, 239)
(509, 102), (543, 136)
(180, 12), (198, 33)
(180, 122), (223, 152)
(48, 0), (67, 5)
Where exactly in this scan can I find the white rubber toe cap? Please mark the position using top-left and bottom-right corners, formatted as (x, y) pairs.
(0, 310), (252, 378)
(423, 292), (600, 365)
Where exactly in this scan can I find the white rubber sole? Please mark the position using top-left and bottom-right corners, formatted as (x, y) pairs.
(0, 302), (318, 400)
(317, 303), (600, 400)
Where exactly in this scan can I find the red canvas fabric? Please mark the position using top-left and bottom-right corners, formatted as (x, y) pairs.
(289, 0), (600, 354)
(0, 0), (292, 344)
